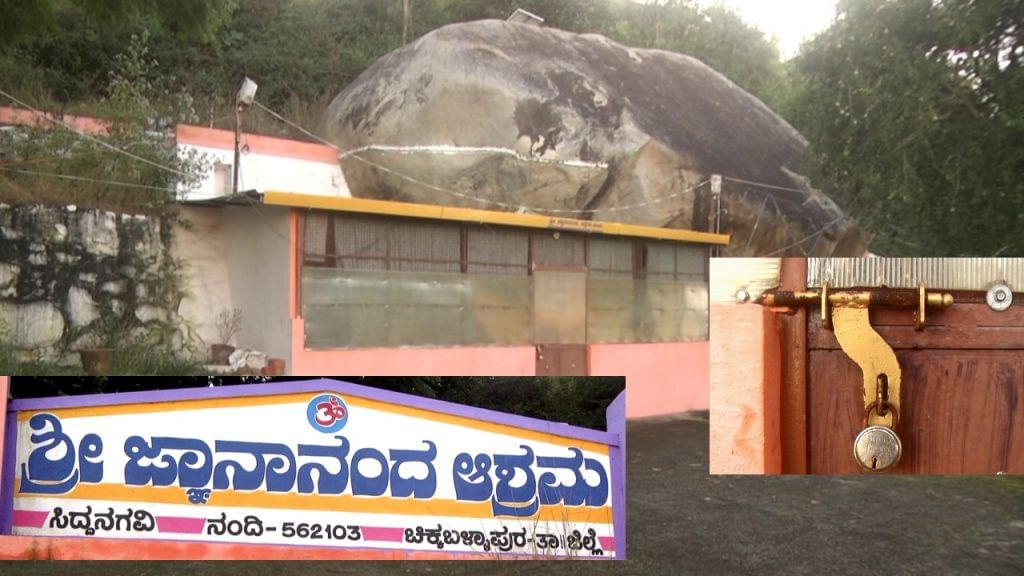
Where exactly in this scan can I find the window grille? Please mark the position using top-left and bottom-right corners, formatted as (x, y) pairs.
(300, 210), (708, 348)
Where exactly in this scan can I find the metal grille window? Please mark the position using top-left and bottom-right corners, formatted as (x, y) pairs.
(588, 238), (635, 278)
(467, 227), (529, 276)
(533, 233), (585, 267)
(301, 210), (709, 348)
(389, 220), (461, 273)
(333, 214), (389, 270)
(646, 242), (707, 282)
(303, 212), (330, 267)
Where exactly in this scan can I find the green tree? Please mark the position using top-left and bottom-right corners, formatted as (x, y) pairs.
(785, 0), (1023, 255)
(1, 30), (207, 211)
(606, 0), (784, 104)
(0, 0), (238, 46)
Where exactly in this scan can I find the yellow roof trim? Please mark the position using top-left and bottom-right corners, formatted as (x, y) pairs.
(262, 191), (731, 246)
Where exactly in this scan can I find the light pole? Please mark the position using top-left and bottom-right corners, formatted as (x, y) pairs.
(233, 77), (258, 196)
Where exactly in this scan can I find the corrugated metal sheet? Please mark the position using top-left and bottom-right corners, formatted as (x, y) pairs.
(709, 258), (782, 304)
(807, 258), (1024, 290)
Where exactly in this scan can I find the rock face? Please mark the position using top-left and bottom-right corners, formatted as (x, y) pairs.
(323, 20), (864, 256)
(0, 204), (182, 360)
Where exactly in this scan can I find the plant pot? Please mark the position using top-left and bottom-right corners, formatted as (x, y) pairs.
(211, 343), (235, 365)
(79, 348), (114, 376)
(267, 357), (286, 376)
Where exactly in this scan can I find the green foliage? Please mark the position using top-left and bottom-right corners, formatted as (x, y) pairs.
(0, 326), (204, 379)
(9, 375), (625, 429)
(785, 0), (1024, 255)
(604, 1), (785, 105)
(1, 29), (209, 211)
(0, 0), (238, 46)
(109, 338), (205, 375)
(1, 0), (785, 140)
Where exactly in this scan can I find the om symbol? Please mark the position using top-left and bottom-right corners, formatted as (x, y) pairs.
(307, 394), (349, 433)
(186, 488), (212, 505)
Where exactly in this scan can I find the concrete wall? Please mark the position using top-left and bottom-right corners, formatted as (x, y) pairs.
(708, 303), (782, 474)
(173, 206), (236, 353)
(590, 341), (710, 418)
(175, 125), (349, 201)
(222, 206), (293, 364)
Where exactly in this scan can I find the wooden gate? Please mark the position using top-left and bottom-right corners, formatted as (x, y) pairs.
(777, 259), (1024, 474)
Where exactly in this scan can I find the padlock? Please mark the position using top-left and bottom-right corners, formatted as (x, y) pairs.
(854, 425), (902, 472)
(854, 400), (902, 472)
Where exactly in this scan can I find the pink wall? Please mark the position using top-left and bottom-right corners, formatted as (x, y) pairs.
(290, 319), (536, 375)
(708, 304), (782, 474)
(0, 534), (491, 560)
(589, 341), (709, 418)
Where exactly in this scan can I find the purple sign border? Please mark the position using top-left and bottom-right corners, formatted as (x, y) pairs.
(1, 377), (627, 559)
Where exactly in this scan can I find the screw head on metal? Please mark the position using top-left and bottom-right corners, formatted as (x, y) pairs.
(986, 283), (1013, 311)
(735, 289), (751, 303)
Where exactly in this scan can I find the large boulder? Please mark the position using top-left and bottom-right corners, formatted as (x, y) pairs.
(322, 20), (865, 256)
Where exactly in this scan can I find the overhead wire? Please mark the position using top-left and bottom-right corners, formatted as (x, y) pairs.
(346, 152), (712, 215)
(1, 90), (857, 255)
(0, 86), (189, 178)
(252, 99), (713, 216)
(251, 98), (870, 257)
(0, 166), (175, 192)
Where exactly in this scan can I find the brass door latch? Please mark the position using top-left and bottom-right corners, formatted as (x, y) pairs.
(758, 283), (955, 472)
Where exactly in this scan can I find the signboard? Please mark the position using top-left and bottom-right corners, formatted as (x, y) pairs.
(1, 378), (625, 559)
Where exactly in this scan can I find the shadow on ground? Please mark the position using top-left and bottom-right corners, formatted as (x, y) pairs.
(9, 417), (1024, 574)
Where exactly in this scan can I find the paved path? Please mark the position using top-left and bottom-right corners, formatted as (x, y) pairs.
(625, 416), (1024, 575)
(9, 416), (1023, 573)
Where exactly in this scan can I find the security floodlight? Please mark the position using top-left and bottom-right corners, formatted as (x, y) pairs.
(236, 77), (258, 107)
(232, 77), (258, 195)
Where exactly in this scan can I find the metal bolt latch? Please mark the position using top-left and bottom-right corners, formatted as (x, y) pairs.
(758, 283), (955, 473)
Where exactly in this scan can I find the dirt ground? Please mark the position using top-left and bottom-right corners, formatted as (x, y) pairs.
(7, 416), (1023, 574)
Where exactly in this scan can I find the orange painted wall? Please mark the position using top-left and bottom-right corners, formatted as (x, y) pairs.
(708, 303), (782, 474)
(0, 534), (492, 560)
(589, 341), (709, 418)
(0, 106), (108, 135)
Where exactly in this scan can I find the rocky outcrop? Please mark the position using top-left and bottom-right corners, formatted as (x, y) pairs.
(323, 20), (864, 256)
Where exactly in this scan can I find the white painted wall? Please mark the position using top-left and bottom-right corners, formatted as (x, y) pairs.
(174, 206), (236, 354)
(221, 205), (293, 365)
(177, 143), (350, 201)
(174, 205), (293, 366)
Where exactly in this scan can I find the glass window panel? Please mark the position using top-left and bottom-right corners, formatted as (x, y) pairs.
(638, 281), (687, 341)
(676, 244), (708, 282)
(465, 275), (533, 345)
(586, 277), (637, 343)
(646, 242), (676, 281)
(534, 269), (587, 344)
(302, 268), (532, 348)
(588, 238), (633, 278)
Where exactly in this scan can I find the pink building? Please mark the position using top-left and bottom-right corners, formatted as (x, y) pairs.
(2, 107), (727, 418)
